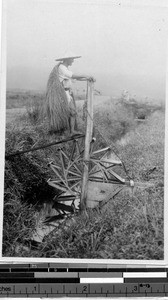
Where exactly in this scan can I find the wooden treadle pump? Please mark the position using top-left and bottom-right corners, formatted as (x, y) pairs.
(48, 79), (153, 212)
(5, 79), (154, 219)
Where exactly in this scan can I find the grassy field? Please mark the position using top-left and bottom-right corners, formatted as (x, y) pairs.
(3, 90), (165, 259)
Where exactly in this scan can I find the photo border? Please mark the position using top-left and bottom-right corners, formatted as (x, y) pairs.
(0, 0), (167, 266)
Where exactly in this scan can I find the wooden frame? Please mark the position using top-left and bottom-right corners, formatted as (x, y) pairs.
(80, 80), (94, 210)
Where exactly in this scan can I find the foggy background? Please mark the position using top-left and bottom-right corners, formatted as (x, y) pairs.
(6, 0), (168, 100)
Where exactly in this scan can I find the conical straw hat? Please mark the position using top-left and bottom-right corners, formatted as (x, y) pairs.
(56, 51), (81, 61)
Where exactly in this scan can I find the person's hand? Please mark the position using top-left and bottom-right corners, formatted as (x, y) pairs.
(88, 76), (96, 82)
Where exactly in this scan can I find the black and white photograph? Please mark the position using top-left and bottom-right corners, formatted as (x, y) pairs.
(1, 0), (167, 260)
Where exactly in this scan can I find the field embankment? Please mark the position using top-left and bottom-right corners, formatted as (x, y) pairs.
(3, 91), (165, 259)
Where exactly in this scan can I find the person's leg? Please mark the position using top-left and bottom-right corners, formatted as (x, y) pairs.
(70, 116), (82, 135)
(69, 100), (82, 136)
(70, 115), (76, 133)
(70, 92), (78, 130)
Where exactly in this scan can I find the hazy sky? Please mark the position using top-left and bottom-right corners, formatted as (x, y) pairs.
(6, 0), (168, 99)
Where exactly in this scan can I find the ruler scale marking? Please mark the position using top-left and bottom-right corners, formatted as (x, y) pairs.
(0, 264), (167, 297)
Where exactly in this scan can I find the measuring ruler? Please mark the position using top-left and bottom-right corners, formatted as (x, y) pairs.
(0, 263), (167, 297)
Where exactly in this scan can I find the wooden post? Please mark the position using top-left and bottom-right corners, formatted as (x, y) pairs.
(80, 80), (94, 211)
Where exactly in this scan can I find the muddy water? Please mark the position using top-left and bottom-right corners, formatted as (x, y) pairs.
(32, 197), (80, 243)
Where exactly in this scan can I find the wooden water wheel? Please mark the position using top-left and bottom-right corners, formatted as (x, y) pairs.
(47, 81), (135, 211)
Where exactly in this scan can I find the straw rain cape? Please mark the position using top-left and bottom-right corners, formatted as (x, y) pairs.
(44, 63), (70, 132)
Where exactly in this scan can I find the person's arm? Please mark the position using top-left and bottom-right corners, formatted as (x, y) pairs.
(72, 73), (96, 82)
